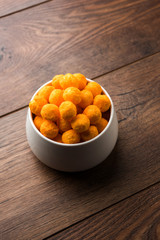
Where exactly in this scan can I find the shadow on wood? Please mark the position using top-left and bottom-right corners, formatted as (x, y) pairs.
(37, 140), (123, 192)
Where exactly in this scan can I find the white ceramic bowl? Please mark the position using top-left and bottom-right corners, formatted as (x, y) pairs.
(26, 79), (118, 172)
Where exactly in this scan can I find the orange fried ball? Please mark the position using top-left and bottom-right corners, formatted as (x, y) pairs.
(53, 133), (63, 143)
(40, 120), (59, 139)
(71, 114), (90, 133)
(41, 104), (60, 122)
(62, 129), (80, 144)
(49, 89), (64, 106)
(95, 118), (108, 133)
(85, 81), (102, 97)
(52, 74), (64, 89)
(33, 116), (44, 131)
(46, 82), (52, 86)
(63, 87), (81, 105)
(81, 126), (98, 142)
(29, 96), (47, 116)
(60, 73), (79, 89)
(38, 86), (55, 102)
(93, 94), (111, 112)
(59, 101), (77, 121)
(78, 89), (93, 109)
(83, 105), (102, 124)
(57, 117), (71, 133)
(73, 73), (87, 90)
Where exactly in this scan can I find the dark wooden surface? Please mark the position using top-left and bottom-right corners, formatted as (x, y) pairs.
(0, 0), (160, 239)
(0, 53), (160, 239)
(50, 182), (160, 240)
(0, 0), (160, 116)
(0, 0), (50, 17)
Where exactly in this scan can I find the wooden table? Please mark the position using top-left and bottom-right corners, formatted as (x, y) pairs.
(0, 0), (160, 239)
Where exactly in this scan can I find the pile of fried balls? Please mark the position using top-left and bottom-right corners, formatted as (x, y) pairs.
(29, 73), (111, 144)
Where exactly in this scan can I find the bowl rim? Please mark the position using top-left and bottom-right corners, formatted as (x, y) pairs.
(28, 78), (115, 147)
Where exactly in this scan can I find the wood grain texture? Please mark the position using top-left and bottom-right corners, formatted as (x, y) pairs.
(0, 0), (160, 116)
(0, 53), (160, 240)
(0, 0), (50, 17)
(50, 182), (160, 240)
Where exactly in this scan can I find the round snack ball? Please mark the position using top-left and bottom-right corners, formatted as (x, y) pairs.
(78, 89), (93, 109)
(60, 73), (79, 89)
(49, 89), (64, 106)
(38, 86), (55, 102)
(73, 73), (87, 90)
(46, 82), (52, 86)
(33, 116), (44, 131)
(81, 126), (98, 142)
(95, 118), (108, 133)
(40, 120), (59, 139)
(53, 133), (62, 143)
(93, 94), (111, 112)
(85, 82), (102, 97)
(52, 74), (64, 89)
(29, 96), (47, 116)
(71, 114), (90, 133)
(57, 117), (71, 133)
(59, 101), (77, 121)
(63, 87), (81, 105)
(83, 105), (102, 124)
(41, 104), (60, 122)
(62, 129), (80, 144)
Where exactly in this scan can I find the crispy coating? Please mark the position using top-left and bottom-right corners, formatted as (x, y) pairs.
(29, 96), (47, 116)
(53, 133), (62, 143)
(63, 87), (81, 105)
(52, 75), (64, 89)
(93, 94), (111, 112)
(83, 105), (102, 124)
(60, 73), (79, 89)
(57, 117), (71, 133)
(41, 104), (60, 122)
(78, 89), (93, 109)
(62, 129), (80, 144)
(33, 116), (44, 131)
(40, 120), (59, 139)
(73, 73), (87, 90)
(81, 126), (98, 142)
(95, 118), (108, 133)
(59, 101), (77, 121)
(85, 82), (102, 97)
(38, 86), (55, 102)
(49, 89), (64, 106)
(71, 114), (90, 133)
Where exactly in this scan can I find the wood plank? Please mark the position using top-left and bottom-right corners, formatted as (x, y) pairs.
(0, 53), (160, 240)
(50, 182), (160, 240)
(0, 0), (160, 116)
(0, 0), (50, 18)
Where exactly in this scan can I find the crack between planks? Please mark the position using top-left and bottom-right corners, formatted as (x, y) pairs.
(0, 105), (28, 118)
(43, 179), (160, 240)
(92, 51), (160, 81)
(0, 50), (160, 119)
(0, 0), (53, 19)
